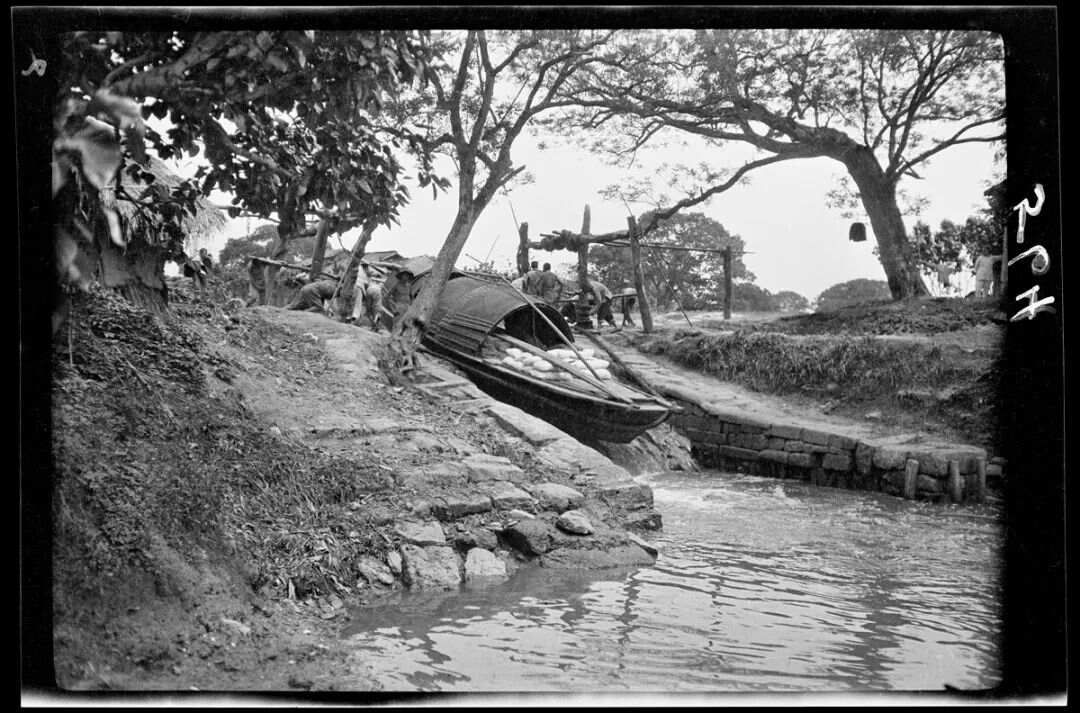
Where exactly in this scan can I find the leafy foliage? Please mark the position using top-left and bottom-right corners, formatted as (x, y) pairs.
(773, 290), (810, 312)
(218, 225), (317, 271)
(385, 30), (620, 360)
(729, 282), (778, 313)
(557, 29), (1006, 298)
(815, 278), (893, 311)
(53, 30), (440, 314)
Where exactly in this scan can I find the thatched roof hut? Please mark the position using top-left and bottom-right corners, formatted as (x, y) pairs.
(94, 157), (226, 311)
(117, 156), (228, 254)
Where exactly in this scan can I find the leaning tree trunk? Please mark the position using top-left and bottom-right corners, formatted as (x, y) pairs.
(388, 207), (478, 369)
(338, 220), (377, 315)
(845, 147), (929, 300)
(266, 190), (307, 306)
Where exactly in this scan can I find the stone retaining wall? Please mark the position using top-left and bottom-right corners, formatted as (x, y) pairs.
(667, 399), (1001, 503)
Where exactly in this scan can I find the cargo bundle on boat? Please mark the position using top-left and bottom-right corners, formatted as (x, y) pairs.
(397, 269), (672, 443)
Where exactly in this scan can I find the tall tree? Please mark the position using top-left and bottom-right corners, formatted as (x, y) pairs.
(53, 30), (437, 309)
(562, 29), (1005, 299)
(383, 29), (614, 367)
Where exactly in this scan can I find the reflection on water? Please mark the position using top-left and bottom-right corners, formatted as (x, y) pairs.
(343, 471), (1003, 692)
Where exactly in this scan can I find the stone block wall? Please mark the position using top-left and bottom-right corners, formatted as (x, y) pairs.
(667, 400), (997, 504)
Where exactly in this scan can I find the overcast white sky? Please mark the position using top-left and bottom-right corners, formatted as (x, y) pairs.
(186, 128), (998, 301)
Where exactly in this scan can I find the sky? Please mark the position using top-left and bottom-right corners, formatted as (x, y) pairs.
(175, 108), (1001, 304)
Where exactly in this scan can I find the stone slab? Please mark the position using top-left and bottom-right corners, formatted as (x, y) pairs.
(464, 548), (508, 581)
(400, 544), (461, 591)
(393, 520), (447, 546)
(822, 453), (852, 471)
(530, 482), (586, 513)
(768, 424), (803, 440)
(486, 482), (536, 512)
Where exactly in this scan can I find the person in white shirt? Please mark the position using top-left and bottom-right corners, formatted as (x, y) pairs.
(973, 253), (999, 297)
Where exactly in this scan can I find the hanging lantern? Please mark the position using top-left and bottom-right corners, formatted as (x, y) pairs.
(849, 222), (867, 242)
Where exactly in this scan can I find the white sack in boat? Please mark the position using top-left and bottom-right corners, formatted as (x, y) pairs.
(533, 361), (554, 372)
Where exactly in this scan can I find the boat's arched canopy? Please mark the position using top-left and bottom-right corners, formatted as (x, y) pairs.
(425, 274), (573, 355)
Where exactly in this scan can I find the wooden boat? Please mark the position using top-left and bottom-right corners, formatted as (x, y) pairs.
(406, 270), (673, 443)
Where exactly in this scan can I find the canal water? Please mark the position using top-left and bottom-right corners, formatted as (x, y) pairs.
(342, 470), (1003, 693)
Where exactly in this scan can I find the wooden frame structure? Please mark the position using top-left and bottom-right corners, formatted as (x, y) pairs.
(519, 205), (742, 331)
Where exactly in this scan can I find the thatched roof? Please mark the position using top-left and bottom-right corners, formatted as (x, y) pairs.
(117, 156), (227, 249)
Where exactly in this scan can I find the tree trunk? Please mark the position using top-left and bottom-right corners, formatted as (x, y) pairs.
(267, 195), (306, 306)
(845, 147), (929, 300)
(388, 207), (477, 369)
(338, 220), (377, 313)
(308, 217), (332, 281)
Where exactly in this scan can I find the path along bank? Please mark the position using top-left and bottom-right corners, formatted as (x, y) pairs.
(600, 309), (1005, 504)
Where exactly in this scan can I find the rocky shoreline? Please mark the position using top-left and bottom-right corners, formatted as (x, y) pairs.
(48, 291), (677, 693)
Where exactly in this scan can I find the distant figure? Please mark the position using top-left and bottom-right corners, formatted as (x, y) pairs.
(620, 289), (637, 327)
(180, 252), (207, 291)
(198, 248), (216, 277)
(973, 253), (998, 297)
(522, 260), (543, 296)
(537, 263), (564, 306)
(934, 262), (953, 290)
(247, 258), (268, 306)
(350, 264), (384, 331)
(590, 278), (618, 330)
(286, 278), (339, 312)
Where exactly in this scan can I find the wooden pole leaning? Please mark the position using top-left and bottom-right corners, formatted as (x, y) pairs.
(723, 247), (733, 321)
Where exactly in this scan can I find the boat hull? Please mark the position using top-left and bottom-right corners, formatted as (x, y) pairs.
(424, 343), (670, 444)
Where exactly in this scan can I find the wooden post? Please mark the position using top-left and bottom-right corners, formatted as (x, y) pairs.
(903, 458), (919, 499)
(723, 246), (733, 320)
(308, 217), (332, 280)
(576, 205), (592, 328)
(628, 216), (653, 334)
(948, 460), (964, 503)
(972, 458), (988, 503)
(999, 223), (1009, 297)
(516, 221), (530, 277)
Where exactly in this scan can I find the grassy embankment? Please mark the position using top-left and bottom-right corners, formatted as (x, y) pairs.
(631, 298), (1005, 451)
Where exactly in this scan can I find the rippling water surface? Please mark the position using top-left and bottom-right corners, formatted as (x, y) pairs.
(343, 471), (1003, 692)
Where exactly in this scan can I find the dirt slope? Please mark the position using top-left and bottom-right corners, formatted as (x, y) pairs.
(48, 282), (664, 693)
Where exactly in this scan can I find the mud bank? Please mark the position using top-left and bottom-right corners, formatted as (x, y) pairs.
(48, 287), (671, 693)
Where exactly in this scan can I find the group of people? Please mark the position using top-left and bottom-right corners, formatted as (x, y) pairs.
(515, 260), (634, 332)
(270, 257), (640, 335)
(285, 263), (386, 332)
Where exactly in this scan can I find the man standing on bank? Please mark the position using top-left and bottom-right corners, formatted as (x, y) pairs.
(522, 260), (543, 297)
(537, 263), (564, 306)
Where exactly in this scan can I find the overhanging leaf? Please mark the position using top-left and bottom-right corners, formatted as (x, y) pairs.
(53, 116), (122, 191)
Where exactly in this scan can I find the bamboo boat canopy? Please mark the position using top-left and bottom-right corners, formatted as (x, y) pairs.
(425, 275), (572, 357)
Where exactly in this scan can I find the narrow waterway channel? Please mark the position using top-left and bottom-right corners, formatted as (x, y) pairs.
(343, 470), (1003, 693)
